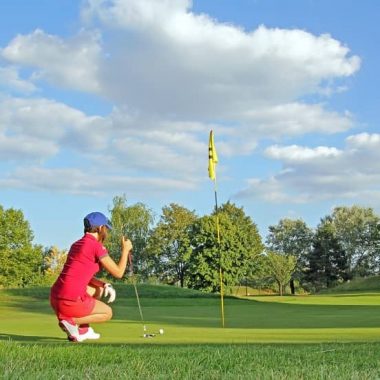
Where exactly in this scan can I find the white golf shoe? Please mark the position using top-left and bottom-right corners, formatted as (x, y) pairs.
(79, 327), (101, 341)
(59, 320), (100, 342)
(59, 319), (81, 342)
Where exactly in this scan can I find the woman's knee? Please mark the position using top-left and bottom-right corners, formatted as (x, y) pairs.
(105, 305), (113, 321)
(93, 300), (113, 321)
(100, 304), (112, 321)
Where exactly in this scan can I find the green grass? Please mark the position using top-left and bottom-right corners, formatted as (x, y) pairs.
(320, 276), (380, 294)
(1, 284), (380, 378)
(3, 284), (380, 343)
(2, 341), (380, 379)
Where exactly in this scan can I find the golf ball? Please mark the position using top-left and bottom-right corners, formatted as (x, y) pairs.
(159, 328), (164, 335)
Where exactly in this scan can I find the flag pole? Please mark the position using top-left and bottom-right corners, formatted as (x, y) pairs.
(208, 130), (225, 328)
(214, 180), (225, 328)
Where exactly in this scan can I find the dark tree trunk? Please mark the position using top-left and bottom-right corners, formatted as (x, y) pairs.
(290, 278), (295, 295)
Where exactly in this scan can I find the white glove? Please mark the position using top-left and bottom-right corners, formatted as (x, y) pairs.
(104, 283), (116, 303)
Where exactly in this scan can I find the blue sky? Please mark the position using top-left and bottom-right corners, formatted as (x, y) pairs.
(0, 0), (379, 249)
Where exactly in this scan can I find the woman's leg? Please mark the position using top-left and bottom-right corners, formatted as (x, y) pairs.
(73, 299), (112, 325)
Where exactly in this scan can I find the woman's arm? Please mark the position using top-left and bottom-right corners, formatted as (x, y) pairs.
(89, 277), (106, 288)
(100, 237), (132, 279)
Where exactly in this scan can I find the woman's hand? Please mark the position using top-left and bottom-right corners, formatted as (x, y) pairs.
(100, 237), (133, 279)
(122, 236), (133, 253)
(100, 255), (125, 279)
(104, 283), (116, 303)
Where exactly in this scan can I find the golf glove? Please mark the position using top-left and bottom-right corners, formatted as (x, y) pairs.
(104, 283), (116, 303)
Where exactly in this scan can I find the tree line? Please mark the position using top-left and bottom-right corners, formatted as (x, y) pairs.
(1, 197), (380, 294)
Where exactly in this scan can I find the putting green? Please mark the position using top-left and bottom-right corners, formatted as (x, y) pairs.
(1, 285), (380, 344)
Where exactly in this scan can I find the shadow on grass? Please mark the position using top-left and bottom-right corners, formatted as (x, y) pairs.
(0, 333), (66, 343)
(1, 287), (51, 299)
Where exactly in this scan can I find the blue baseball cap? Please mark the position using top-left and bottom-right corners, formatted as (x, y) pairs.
(84, 212), (112, 230)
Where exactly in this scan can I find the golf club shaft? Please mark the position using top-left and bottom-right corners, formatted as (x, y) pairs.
(127, 249), (146, 332)
(133, 280), (145, 326)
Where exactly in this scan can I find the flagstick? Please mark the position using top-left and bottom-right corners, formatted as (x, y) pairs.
(213, 179), (225, 328)
(208, 129), (224, 328)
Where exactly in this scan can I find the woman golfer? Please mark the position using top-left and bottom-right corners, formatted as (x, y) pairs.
(50, 211), (132, 342)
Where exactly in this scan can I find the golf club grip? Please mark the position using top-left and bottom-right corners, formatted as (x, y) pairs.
(128, 250), (133, 274)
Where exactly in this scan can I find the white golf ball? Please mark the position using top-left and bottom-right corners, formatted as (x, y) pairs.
(159, 328), (164, 335)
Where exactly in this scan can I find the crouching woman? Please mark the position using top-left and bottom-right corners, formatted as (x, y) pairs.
(50, 211), (132, 342)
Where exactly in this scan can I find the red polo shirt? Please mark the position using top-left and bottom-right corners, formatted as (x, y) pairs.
(51, 234), (108, 301)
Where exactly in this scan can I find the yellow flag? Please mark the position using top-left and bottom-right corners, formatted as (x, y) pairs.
(208, 130), (218, 180)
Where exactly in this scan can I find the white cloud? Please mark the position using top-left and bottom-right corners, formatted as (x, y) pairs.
(0, 0), (360, 180)
(236, 177), (310, 203)
(0, 96), (109, 157)
(88, 112), (214, 179)
(94, 1), (359, 115)
(346, 132), (380, 148)
(0, 135), (58, 161)
(1, 29), (101, 92)
(241, 103), (353, 137)
(1, 1), (359, 121)
(0, 0), (365, 201)
(0, 166), (195, 196)
(81, 0), (191, 30)
(236, 133), (380, 204)
(0, 65), (37, 93)
(0, 95), (214, 180)
(265, 144), (342, 161)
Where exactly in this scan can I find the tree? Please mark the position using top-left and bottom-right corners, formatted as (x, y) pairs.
(244, 253), (274, 294)
(328, 206), (380, 277)
(42, 246), (67, 284)
(305, 218), (348, 291)
(266, 251), (297, 296)
(0, 206), (43, 287)
(188, 202), (263, 293)
(107, 195), (154, 279)
(266, 218), (314, 293)
(146, 203), (197, 287)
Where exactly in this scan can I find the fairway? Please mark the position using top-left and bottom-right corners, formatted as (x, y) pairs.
(2, 284), (380, 344)
(2, 285), (380, 379)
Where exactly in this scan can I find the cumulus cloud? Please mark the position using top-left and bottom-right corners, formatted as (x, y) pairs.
(109, 134), (203, 177)
(236, 133), (380, 204)
(0, 95), (213, 182)
(1, 1), (359, 118)
(0, 96), (110, 162)
(1, 29), (101, 92)
(241, 103), (353, 138)
(81, 0), (191, 30)
(0, 0), (365, 201)
(0, 65), (37, 93)
(0, 135), (58, 161)
(78, 0), (360, 118)
(265, 145), (342, 161)
(346, 132), (380, 149)
(0, 166), (195, 196)
(90, 116), (217, 181)
(237, 177), (314, 204)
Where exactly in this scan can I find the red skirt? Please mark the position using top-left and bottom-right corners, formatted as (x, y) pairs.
(50, 293), (96, 320)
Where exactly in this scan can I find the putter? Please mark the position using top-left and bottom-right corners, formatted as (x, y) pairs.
(128, 252), (154, 338)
